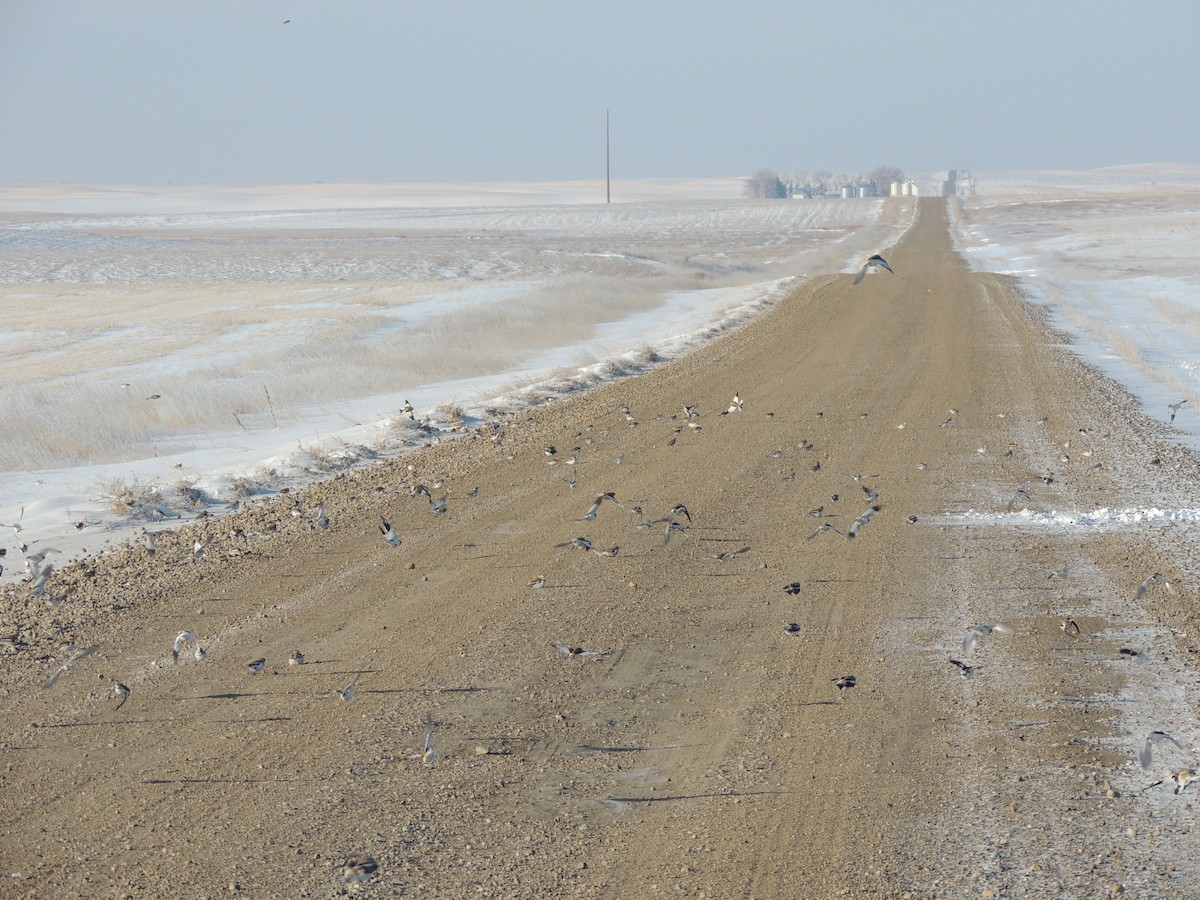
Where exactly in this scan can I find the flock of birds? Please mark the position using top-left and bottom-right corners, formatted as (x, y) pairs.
(10, 252), (1200, 887)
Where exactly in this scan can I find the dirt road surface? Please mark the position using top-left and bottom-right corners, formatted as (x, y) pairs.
(3, 199), (1199, 897)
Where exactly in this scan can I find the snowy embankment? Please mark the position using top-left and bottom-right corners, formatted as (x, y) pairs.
(0, 179), (915, 579)
(952, 165), (1200, 445)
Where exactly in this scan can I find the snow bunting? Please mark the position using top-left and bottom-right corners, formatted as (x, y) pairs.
(832, 675), (857, 698)
(42, 644), (100, 690)
(961, 623), (1014, 657)
(379, 516), (401, 548)
(113, 682), (131, 710)
(852, 254), (894, 285)
(553, 643), (601, 659)
(341, 856), (379, 884)
(338, 675), (360, 700)
(1138, 730), (1185, 771)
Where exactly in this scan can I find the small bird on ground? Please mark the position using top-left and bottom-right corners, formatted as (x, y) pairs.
(1060, 618), (1081, 638)
(288, 649), (306, 666)
(553, 643), (601, 659)
(591, 545), (619, 557)
(247, 658), (266, 675)
(313, 504), (329, 529)
(341, 857), (379, 884)
(961, 623), (1014, 656)
(852, 254), (894, 285)
(527, 575), (547, 589)
(711, 547), (750, 561)
(423, 713), (436, 766)
(338, 675), (360, 700)
(833, 675), (857, 699)
(172, 630), (206, 664)
(42, 644), (100, 689)
(1171, 769), (1196, 794)
(1139, 731), (1186, 771)
(783, 623), (801, 635)
(783, 582), (803, 595)
(1118, 648), (1149, 663)
(379, 516), (401, 548)
(113, 682), (131, 709)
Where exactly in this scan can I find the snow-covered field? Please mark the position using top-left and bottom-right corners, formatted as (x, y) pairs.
(0, 178), (914, 578)
(954, 164), (1200, 443)
(6, 165), (1199, 583)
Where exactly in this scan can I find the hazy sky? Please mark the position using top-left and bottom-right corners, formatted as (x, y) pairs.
(1, 1), (1195, 183)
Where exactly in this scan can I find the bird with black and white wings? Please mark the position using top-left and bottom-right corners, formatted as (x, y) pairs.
(852, 254), (894, 285)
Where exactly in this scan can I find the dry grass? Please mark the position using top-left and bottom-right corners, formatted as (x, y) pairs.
(92, 476), (167, 518)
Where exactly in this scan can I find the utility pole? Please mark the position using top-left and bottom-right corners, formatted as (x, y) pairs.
(606, 109), (611, 204)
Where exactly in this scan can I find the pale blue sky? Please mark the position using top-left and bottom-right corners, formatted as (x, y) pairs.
(1, 0), (1195, 183)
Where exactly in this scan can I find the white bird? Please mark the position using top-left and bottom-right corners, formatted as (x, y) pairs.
(1168, 399), (1187, 423)
(313, 504), (329, 529)
(578, 491), (620, 521)
(429, 494), (449, 516)
(948, 658), (978, 679)
(341, 857), (379, 885)
(247, 658), (266, 674)
(288, 649), (306, 666)
(807, 523), (844, 540)
(113, 682), (131, 710)
(961, 623), (1014, 656)
(1135, 573), (1174, 600)
(379, 516), (401, 548)
(422, 713), (436, 766)
(852, 254), (894, 285)
(172, 630), (205, 664)
(846, 505), (881, 539)
(832, 675), (857, 698)
(42, 644), (100, 690)
(553, 643), (601, 659)
(1139, 731), (1185, 771)
(191, 539), (207, 561)
(527, 575), (547, 589)
(338, 675), (360, 700)
(554, 536), (592, 551)
(1007, 489), (1031, 512)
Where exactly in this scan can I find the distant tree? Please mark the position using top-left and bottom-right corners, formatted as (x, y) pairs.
(811, 170), (832, 194)
(866, 165), (905, 195)
(743, 169), (787, 199)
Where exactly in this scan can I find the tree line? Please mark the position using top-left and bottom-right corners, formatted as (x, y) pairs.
(743, 166), (905, 199)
